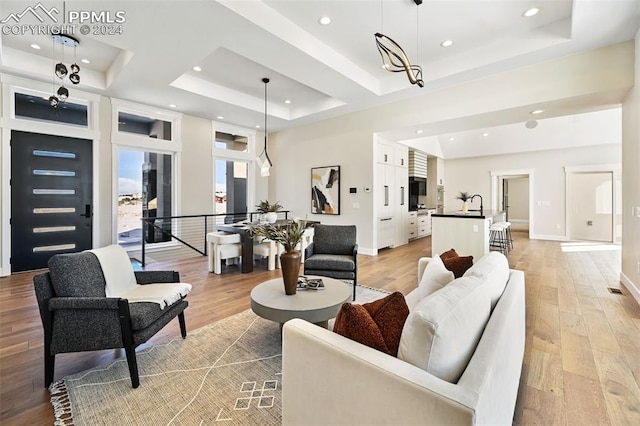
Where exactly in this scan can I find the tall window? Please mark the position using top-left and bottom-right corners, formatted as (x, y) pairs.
(118, 149), (173, 246)
(212, 124), (256, 224)
(215, 159), (248, 223)
(112, 100), (181, 248)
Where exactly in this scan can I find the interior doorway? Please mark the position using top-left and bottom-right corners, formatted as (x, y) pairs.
(502, 176), (530, 232)
(10, 131), (93, 272)
(490, 169), (534, 238)
(568, 172), (613, 242)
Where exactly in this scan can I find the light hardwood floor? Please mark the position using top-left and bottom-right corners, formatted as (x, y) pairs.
(1, 233), (639, 425)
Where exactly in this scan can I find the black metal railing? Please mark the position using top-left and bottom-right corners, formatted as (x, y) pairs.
(138, 211), (290, 266)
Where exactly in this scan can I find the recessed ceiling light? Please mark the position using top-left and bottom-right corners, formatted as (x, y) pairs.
(30, 44), (41, 50)
(284, 99), (291, 104)
(192, 66), (202, 72)
(440, 40), (454, 48)
(530, 109), (544, 114)
(522, 7), (540, 17)
(169, 104), (177, 108)
(217, 115), (224, 120)
(415, 130), (424, 134)
(482, 132), (489, 137)
(318, 16), (332, 25)
(255, 125), (261, 128)
(449, 137), (455, 141)
(81, 58), (90, 64)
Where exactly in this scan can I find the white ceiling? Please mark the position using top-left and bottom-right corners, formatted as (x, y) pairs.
(0, 0), (639, 154)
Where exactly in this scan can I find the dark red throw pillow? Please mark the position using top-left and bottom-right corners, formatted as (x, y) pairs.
(440, 249), (473, 278)
(333, 291), (409, 356)
(440, 248), (459, 261)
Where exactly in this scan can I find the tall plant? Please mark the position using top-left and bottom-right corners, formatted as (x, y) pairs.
(250, 220), (306, 252)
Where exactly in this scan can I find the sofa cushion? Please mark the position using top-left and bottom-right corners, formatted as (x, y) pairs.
(397, 276), (491, 383)
(439, 249), (473, 278)
(463, 251), (510, 310)
(48, 252), (107, 297)
(334, 292), (409, 356)
(304, 254), (355, 271)
(417, 254), (455, 300)
(313, 224), (356, 255)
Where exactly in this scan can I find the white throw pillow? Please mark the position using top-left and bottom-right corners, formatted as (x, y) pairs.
(398, 276), (491, 383)
(463, 251), (510, 310)
(417, 254), (455, 300)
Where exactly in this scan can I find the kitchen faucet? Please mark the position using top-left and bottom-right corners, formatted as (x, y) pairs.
(470, 194), (484, 214)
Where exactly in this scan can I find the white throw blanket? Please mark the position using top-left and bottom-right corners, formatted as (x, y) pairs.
(89, 245), (191, 309)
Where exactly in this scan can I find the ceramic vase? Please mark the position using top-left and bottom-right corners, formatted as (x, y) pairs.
(265, 212), (278, 224)
(280, 250), (301, 295)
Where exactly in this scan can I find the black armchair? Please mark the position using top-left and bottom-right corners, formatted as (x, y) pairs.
(304, 224), (358, 300)
(33, 250), (188, 389)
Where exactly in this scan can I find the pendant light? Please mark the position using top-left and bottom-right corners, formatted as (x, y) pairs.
(375, 0), (423, 87)
(257, 77), (272, 177)
(49, 33), (81, 107)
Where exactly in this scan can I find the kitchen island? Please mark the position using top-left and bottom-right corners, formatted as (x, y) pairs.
(431, 210), (505, 261)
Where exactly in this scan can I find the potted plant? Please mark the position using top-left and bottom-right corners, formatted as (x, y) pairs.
(251, 220), (307, 295)
(455, 191), (471, 213)
(255, 200), (283, 223)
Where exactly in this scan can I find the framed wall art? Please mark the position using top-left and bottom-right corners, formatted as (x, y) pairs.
(311, 165), (340, 215)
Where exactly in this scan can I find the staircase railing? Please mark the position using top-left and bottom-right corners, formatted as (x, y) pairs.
(138, 211), (290, 266)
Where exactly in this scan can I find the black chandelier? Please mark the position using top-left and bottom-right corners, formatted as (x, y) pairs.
(375, 0), (423, 88)
(49, 33), (81, 107)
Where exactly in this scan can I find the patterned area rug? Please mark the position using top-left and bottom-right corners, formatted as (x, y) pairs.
(50, 283), (389, 425)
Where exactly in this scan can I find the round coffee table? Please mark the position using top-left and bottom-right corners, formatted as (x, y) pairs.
(250, 276), (351, 329)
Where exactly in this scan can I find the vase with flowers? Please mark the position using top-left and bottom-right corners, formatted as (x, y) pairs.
(251, 219), (307, 295)
(455, 191), (471, 214)
(255, 200), (283, 224)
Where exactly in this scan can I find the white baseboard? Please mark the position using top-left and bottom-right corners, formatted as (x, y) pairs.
(360, 247), (376, 256)
(0, 266), (9, 277)
(620, 272), (640, 306)
(530, 234), (569, 241)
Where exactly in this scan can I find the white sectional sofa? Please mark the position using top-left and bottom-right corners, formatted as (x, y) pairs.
(282, 253), (525, 425)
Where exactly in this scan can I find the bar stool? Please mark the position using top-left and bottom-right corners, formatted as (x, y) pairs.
(503, 221), (514, 251)
(207, 231), (242, 274)
(489, 222), (509, 255)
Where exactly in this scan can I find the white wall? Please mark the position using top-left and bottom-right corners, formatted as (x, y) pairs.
(569, 173), (613, 242)
(621, 31), (640, 304)
(181, 115), (216, 215)
(444, 144), (621, 240)
(270, 43), (634, 254)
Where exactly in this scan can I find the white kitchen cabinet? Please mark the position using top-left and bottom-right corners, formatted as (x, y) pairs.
(377, 142), (394, 164)
(408, 211), (418, 240)
(376, 140), (408, 249)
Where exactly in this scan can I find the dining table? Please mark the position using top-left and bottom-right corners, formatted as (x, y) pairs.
(216, 219), (320, 273)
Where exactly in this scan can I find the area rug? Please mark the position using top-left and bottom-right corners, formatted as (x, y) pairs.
(50, 283), (389, 425)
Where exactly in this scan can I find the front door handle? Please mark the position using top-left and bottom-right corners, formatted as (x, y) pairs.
(83, 204), (91, 218)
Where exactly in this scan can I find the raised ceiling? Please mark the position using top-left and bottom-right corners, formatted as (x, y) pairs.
(0, 0), (638, 142)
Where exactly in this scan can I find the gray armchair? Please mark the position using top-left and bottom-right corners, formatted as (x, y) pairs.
(304, 224), (358, 300)
(33, 251), (188, 389)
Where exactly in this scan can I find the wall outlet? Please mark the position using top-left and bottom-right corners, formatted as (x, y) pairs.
(364, 187), (371, 193)
(556, 224), (561, 230)
(472, 225), (479, 233)
(353, 202), (360, 209)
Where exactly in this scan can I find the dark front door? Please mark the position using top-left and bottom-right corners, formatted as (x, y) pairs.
(11, 131), (93, 272)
